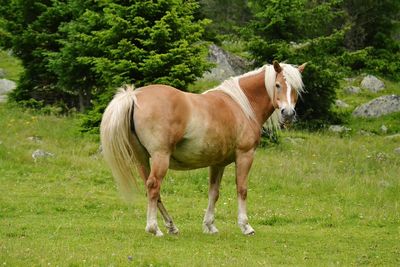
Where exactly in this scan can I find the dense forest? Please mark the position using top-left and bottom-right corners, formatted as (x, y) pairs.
(0, 0), (399, 131)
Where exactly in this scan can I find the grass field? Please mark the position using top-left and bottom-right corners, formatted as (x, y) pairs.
(1, 50), (400, 266)
(1, 102), (399, 266)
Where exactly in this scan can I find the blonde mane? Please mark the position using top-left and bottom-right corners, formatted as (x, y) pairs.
(204, 77), (257, 121)
(205, 63), (304, 131)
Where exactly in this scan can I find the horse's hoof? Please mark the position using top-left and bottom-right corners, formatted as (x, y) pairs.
(244, 229), (255, 235)
(146, 224), (164, 237)
(167, 226), (179, 235)
(240, 224), (255, 235)
(155, 230), (164, 237)
(203, 224), (219, 234)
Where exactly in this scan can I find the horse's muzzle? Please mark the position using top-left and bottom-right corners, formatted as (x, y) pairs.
(280, 108), (295, 124)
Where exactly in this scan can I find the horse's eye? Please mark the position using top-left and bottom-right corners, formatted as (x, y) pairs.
(276, 83), (281, 92)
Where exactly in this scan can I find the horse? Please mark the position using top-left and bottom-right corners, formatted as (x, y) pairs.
(100, 61), (306, 236)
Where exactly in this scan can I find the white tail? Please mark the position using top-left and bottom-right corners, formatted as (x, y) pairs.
(100, 85), (140, 199)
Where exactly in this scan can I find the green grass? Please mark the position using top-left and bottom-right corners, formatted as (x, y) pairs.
(1, 103), (399, 266)
(0, 50), (23, 81)
(187, 79), (220, 93)
(1, 50), (399, 266)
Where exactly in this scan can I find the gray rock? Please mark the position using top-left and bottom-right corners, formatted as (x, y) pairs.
(380, 125), (388, 134)
(335, 99), (350, 108)
(352, 95), (400, 118)
(27, 136), (43, 143)
(385, 134), (400, 140)
(394, 147), (400, 155)
(329, 125), (351, 133)
(0, 79), (16, 102)
(344, 86), (361, 94)
(358, 130), (374, 136)
(201, 44), (251, 82)
(0, 79), (16, 94)
(283, 137), (305, 144)
(360, 75), (385, 92)
(32, 149), (54, 161)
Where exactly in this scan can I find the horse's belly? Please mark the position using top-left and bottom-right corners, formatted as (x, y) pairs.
(169, 138), (235, 170)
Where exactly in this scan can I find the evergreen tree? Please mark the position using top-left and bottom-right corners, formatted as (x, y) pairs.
(245, 0), (344, 125)
(1, 0), (210, 126)
(0, 0), (75, 107)
(342, 0), (400, 50)
(199, 0), (252, 36)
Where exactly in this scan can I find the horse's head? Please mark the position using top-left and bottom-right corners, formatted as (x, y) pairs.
(272, 61), (306, 124)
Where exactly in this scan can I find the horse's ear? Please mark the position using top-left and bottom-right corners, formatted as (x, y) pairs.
(298, 62), (307, 73)
(273, 60), (282, 73)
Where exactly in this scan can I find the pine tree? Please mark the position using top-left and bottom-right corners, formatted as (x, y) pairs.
(1, 0), (210, 126)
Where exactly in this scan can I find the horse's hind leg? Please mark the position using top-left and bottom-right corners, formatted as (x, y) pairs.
(138, 153), (178, 235)
(157, 198), (179, 234)
(145, 152), (169, 237)
(203, 166), (225, 234)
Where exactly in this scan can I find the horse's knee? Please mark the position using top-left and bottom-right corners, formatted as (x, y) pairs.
(237, 186), (247, 200)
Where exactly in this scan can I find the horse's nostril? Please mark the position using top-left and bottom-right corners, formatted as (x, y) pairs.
(280, 108), (285, 115)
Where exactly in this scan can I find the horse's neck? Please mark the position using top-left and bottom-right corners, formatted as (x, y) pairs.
(239, 71), (275, 126)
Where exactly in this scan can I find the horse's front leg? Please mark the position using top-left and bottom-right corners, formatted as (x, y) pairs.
(235, 149), (255, 235)
(203, 166), (225, 234)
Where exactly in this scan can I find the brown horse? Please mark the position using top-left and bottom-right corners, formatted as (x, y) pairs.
(100, 61), (306, 236)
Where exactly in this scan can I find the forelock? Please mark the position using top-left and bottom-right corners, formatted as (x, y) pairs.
(281, 64), (304, 94)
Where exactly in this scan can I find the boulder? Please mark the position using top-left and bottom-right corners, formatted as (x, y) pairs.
(0, 78), (16, 102)
(32, 149), (54, 161)
(344, 86), (361, 94)
(27, 136), (43, 143)
(380, 125), (388, 134)
(201, 44), (251, 82)
(335, 100), (349, 108)
(385, 134), (400, 140)
(394, 147), (400, 155)
(358, 130), (374, 136)
(329, 125), (351, 133)
(352, 95), (400, 118)
(283, 137), (305, 145)
(360, 75), (385, 92)
(0, 79), (16, 94)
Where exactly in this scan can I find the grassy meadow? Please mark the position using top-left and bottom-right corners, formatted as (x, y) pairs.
(1, 50), (400, 266)
(0, 102), (399, 266)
